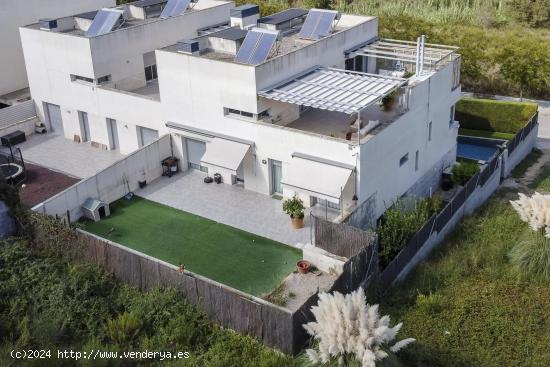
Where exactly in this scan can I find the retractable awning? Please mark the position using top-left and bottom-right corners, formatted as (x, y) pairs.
(200, 137), (250, 173)
(281, 153), (354, 202)
(258, 66), (407, 114)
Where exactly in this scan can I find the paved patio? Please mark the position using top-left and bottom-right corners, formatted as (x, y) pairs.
(16, 133), (123, 179)
(137, 170), (311, 248)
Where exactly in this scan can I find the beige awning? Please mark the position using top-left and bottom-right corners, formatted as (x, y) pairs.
(281, 153), (354, 202)
(200, 138), (250, 173)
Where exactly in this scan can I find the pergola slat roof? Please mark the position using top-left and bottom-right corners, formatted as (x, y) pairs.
(258, 67), (406, 114)
(355, 38), (459, 67)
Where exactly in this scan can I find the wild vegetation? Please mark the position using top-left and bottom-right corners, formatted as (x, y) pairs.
(377, 196), (441, 268)
(231, 0), (550, 100)
(303, 289), (414, 367)
(451, 160), (480, 185)
(380, 195), (550, 367)
(0, 238), (294, 367)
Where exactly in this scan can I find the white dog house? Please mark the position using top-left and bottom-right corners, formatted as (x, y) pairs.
(82, 197), (110, 222)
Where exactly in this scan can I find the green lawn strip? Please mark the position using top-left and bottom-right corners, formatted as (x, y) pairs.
(84, 196), (301, 297)
(458, 128), (515, 140)
(528, 157), (550, 192)
(380, 198), (550, 367)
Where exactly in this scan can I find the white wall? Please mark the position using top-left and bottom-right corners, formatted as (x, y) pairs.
(33, 134), (172, 221)
(0, 0), (114, 96)
(358, 63), (461, 219)
(20, 0), (232, 153)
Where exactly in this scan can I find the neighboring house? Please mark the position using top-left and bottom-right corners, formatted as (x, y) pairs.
(0, 0), (115, 99)
(20, 1), (461, 223)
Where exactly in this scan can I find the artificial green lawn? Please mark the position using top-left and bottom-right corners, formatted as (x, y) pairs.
(83, 196), (301, 297)
(458, 128), (515, 140)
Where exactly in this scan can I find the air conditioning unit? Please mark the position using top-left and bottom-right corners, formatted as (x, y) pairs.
(176, 39), (200, 55)
(39, 18), (59, 32)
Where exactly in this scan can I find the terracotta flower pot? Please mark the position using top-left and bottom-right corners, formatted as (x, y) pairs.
(297, 260), (311, 274)
(291, 216), (304, 229)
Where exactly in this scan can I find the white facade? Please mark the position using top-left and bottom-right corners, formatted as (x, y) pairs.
(0, 0), (115, 97)
(20, 4), (461, 223)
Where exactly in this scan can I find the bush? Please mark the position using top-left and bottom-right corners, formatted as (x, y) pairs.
(509, 231), (550, 280)
(451, 161), (480, 185)
(378, 196), (441, 267)
(455, 98), (538, 134)
(282, 196), (305, 219)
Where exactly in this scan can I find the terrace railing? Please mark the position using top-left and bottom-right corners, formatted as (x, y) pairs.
(507, 111), (538, 155)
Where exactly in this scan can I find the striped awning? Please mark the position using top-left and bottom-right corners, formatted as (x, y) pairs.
(258, 67), (406, 114)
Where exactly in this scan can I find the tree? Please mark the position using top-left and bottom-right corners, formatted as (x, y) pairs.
(496, 37), (550, 99)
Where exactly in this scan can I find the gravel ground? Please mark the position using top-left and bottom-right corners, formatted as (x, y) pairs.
(277, 270), (338, 311)
(19, 163), (79, 207)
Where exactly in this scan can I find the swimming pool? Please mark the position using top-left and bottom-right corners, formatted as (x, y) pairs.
(457, 136), (504, 162)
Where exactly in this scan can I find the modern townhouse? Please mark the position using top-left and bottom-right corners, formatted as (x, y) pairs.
(0, 0), (115, 101)
(20, 0), (461, 223)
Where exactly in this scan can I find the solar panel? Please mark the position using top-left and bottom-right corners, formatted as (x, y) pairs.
(86, 8), (124, 37)
(160, 0), (190, 18)
(235, 29), (279, 65)
(298, 9), (338, 40)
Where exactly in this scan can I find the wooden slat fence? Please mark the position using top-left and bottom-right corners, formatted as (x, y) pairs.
(35, 227), (300, 354)
(313, 214), (377, 259)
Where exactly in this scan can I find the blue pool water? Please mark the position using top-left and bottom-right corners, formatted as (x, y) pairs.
(457, 142), (498, 162)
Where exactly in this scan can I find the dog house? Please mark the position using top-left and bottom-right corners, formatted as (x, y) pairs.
(82, 198), (110, 222)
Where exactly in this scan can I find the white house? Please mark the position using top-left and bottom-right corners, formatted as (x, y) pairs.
(20, 2), (461, 223)
(0, 0), (115, 99)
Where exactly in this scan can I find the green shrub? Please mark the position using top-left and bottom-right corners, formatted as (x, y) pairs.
(106, 312), (143, 347)
(378, 196), (441, 268)
(455, 98), (538, 134)
(451, 161), (480, 185)
(282, 196), (305, 219)
(509, 231), (550, 280)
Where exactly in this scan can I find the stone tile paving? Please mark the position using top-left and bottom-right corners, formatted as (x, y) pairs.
(16, 133), (123, 179)
(137, 170), (311, 248)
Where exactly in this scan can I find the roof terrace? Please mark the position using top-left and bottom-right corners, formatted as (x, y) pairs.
(163, 8), (372, 65)
(24, 0), (224, 38)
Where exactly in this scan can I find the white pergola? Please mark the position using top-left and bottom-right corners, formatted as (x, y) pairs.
(258, 67), (407, 114)
(353, 38), (459, 71)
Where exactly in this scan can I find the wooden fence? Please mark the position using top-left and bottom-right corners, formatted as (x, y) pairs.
(313, 214), (377, 259)
(47, 228), (301, 354)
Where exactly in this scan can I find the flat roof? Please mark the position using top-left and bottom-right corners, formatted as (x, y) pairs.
(258, 8), (308, 25)
(259, 66), (407, 114)
(74, 10), (99, 20)
(209, 27), (248, 41)
(131, 0), (168, 7)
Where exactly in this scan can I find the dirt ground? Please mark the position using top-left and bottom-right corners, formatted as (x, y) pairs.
(19, 163), (79, 207)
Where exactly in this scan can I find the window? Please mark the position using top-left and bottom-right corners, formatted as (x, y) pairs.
(71, 74), (94, 84)
(428, 121), (433, 142)
(145, 64), (158, 82)
(449, 105), (455, 126)
(415, 150), (419, 171)
(257, 110), (270, 120)
(97, 75), (111, 85)
(224, 107), (268, 121)
(400, 153), (409, 167)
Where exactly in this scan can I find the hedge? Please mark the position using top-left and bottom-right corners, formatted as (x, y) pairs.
(455, 98), (538, 134)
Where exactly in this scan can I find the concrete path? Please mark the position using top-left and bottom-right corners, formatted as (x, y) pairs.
(16, 133), (123, 179)
(137, 170), (311, 248)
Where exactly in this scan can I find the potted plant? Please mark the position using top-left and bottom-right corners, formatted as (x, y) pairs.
(283, 196), (305, 229)
(296, 260), (311, 274)
(381, 91), (398, 111)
